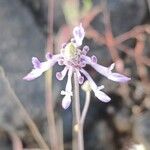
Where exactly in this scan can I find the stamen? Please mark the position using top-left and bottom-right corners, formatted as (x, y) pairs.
(56, 72), (62, 80)
(75, 69), (84, 84)
(91, 55), (97, 63)
(79, 76), (84, 84)
(62, 43), (67, 48)
(83, 45), (89, 52)
(56, 67), (68, 80)
(58, 59), (64, 65)
(45, 52), (53, 60)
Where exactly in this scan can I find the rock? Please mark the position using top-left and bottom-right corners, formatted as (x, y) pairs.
(133, 111), (150, 150)
(91, 0), (147, 36)
(20, 0), (66, 33)
(0, 0), (46, 118)
(108, 0), (147, 36)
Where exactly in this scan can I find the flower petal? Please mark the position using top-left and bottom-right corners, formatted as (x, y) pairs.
(108, 73), (131, 83)
(82, 55), (131, 83)
(73, 23), (85, 47)
(61, 68), (73, 109)
(80, 69), (111, 102)
(82, 55), (109, 76)
(94, 90), (111, 103)
(32, 57), (41, 69)
(66, 68), (73, 90)
(23, 69), (43, 81)
(62, 95), (72, 109)
(24, 54), (61, 81)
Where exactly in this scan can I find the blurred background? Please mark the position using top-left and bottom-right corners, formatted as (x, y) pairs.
(0, 0), (150, 149)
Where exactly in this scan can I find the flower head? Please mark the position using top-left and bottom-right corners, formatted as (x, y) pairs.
(24, 23), (131, 109)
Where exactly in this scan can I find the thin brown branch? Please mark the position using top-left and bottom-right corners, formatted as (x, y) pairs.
(115, 25), (150, 45)
(10, 132), (23, 150)
(45, 0), (59, 149)
(82, 5), (102, 27)
(102, 0), (120, 62)
(86, 26), (106, 44)
(0, 67), (49, 149)
(134, 37), (149, 82)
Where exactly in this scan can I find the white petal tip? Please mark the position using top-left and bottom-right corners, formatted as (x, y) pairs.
(62, 97), (71, 109)
(62, 100), (71, 109)
(23, 75), (34, 81)
(95, 90), (111, 103)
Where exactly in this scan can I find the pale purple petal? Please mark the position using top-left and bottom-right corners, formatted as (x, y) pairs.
(23, 61), (50, 81)
(82, 55), (130, 83)
(61, 68), (73, 109)
(32, 57), (41, 69)
(109, 63), (115, 71)
(73, 23), (85, 47)
(23, 69), (43, 81)
(80, 69), (111, 103)
(65, 68), (73, 92)
(56, 67), (68, 80)
(108, 73), (131, 83)
(24, 54), (61, 81)
(94, 90), (111, 103)
(82, 55), (109, 76)
(62, 95), (71, 109)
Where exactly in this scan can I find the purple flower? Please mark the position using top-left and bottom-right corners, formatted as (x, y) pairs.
(23, 24), (131, 109)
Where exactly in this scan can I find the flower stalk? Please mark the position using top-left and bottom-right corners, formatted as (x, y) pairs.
(81, 81), (91, 128)
(73, 72), (84, 150)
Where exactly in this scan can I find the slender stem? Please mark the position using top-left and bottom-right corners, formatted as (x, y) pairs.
(45, 0), (59, 149)
(73, 73), (84, 150)
(1, 68), (49, 149)
(47, 0), (54, 51)
(57, 117), (64, 150)
(9, 132), (23, 150)
(45, 73), (59, 150)
(80, 91), (91, 128)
